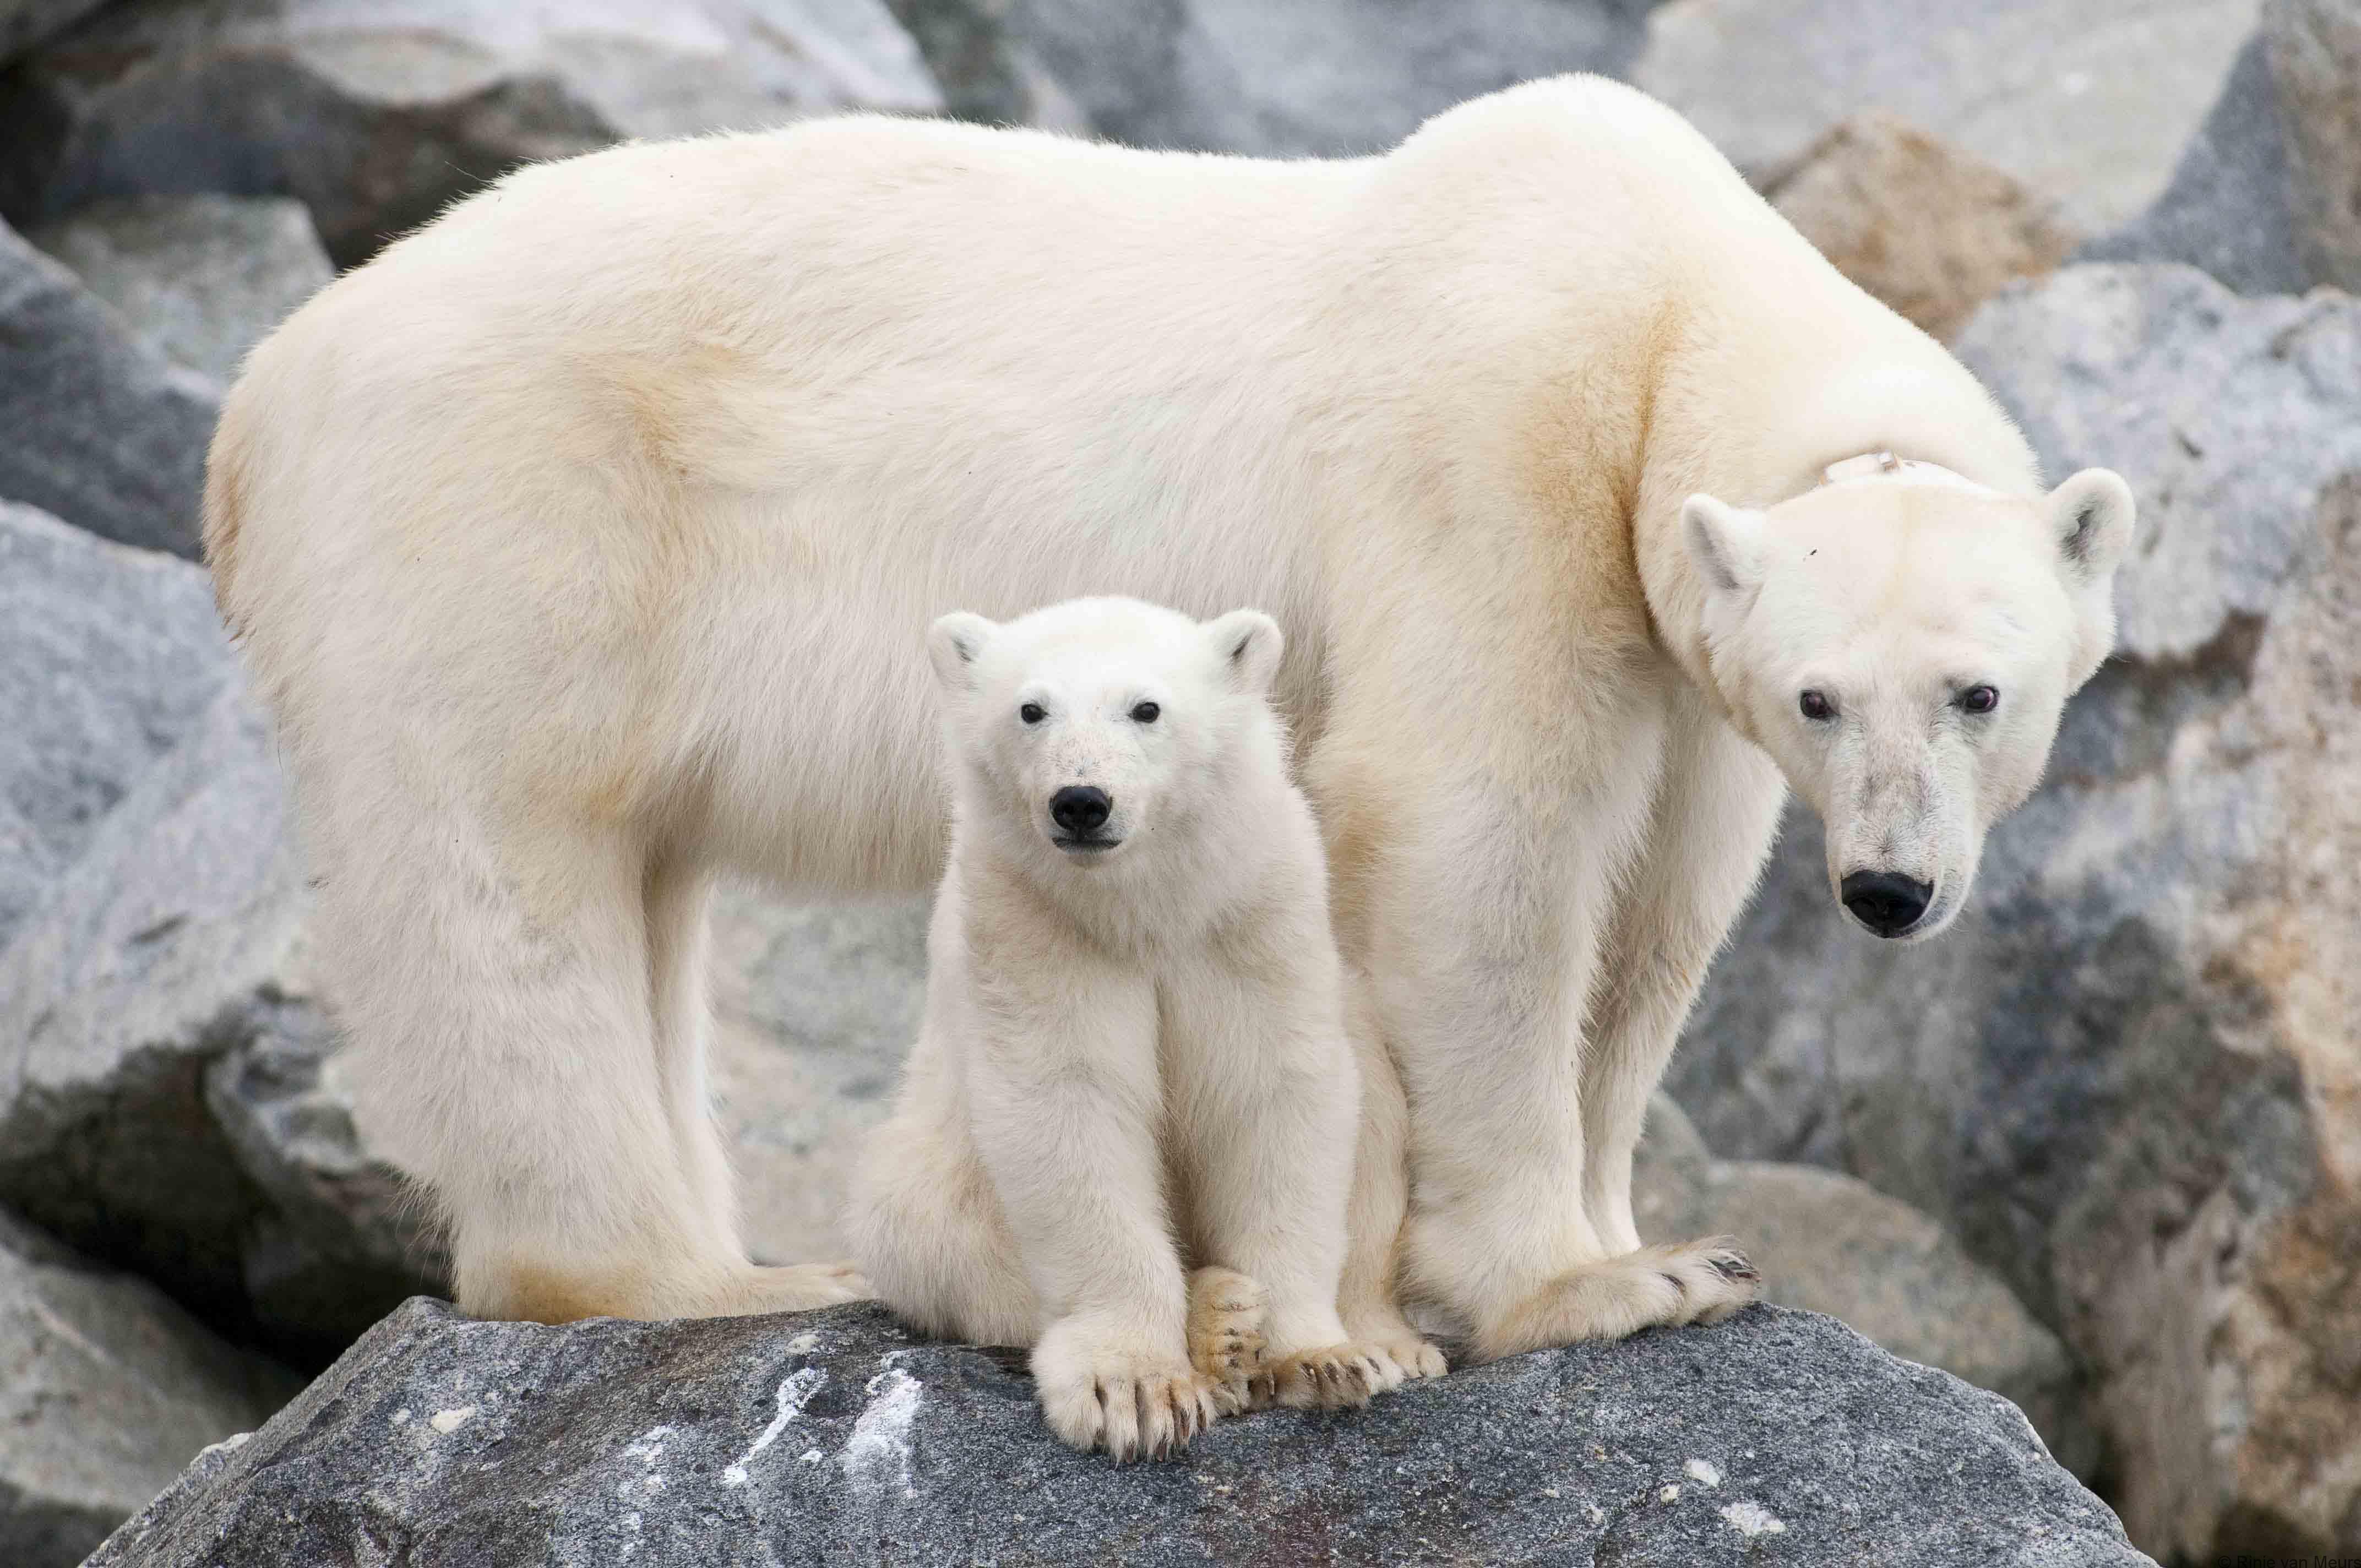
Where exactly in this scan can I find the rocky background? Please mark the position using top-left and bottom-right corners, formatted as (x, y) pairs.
(0, 0), (2352, 1563)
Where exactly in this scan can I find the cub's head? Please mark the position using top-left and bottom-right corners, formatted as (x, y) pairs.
(1683, 461), (2135, 940)
(926, 596), (1285, 869)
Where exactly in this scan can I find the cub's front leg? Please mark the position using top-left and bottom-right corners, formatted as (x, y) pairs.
(968, 936), (1217, 1460)
(1163, 879), (1424, 1411)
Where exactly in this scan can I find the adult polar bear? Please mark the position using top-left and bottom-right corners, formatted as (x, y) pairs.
(206, 75), (2133, 1357)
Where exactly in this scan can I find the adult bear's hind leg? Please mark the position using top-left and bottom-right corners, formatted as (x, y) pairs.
(643, 853), (867, 1314)
(322, 807), (819, 1323)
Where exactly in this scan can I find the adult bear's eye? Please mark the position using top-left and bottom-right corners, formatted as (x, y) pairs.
(1959, 685), (2000, 715)
(1130, 701), (1160, 724)
(1799, 689), (1836, 721)
(1020, 703), (1046, 725)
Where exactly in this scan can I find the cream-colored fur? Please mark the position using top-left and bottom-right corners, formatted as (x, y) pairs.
(850, 597), (1417, 1456)
(206, 74), (2131, 1354)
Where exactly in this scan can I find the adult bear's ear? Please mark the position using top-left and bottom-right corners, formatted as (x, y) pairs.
(1682, 494), (1766, 595)
(927, 611), (997, 692)
(1205, 608), (1283, 696)
(2048, 469), (2136, 584)
(2046, 470), (2137, 690)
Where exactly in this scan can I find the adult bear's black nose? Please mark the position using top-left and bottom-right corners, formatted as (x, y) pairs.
(1050, 785), (1112, 835)
(1841, 870), (1933, 937)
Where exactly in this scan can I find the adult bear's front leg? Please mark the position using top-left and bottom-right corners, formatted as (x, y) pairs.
(1324, 684), (1745, 1362)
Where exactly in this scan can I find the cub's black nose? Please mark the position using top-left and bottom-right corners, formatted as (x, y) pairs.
(1050, 785), (1112, 835)
(1841, 870), (1933, 937)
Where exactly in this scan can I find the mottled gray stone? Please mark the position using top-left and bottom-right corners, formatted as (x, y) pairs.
(2267, 0), (2361, 292)
(0, 672), (442, 1365)
(29, 194), (334, 388)
(711, 885), (929, 1267)
(0, 1210), (297, 1568)
(1633, 1097), (2093, 1479)
(0, 0), (942, 266)
(0, 503), (232, 952)
(89, 1297), (2147, 1567)
(1005, 0), (1653, 158)
(1634, 0), (2259, 231)
(0, 0), (100, 64)
(2076, 35), (2311, 295)
(884, 0), (1087, 132)
(0, 219), (217, 556)
(1673, 264), (2361, 1559)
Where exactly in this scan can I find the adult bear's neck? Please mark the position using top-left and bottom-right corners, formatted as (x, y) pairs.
(1629, 299), (2046, 710)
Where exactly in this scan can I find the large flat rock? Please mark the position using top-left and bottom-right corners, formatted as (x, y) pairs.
(89, 1298), (2147, 1566)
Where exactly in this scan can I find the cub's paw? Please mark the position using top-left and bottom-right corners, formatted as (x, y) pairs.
(1035, 1353), (1220, 1461)
(1185, 1266), (1269, 1415)
(1035, 1319), (1218, 1461)
(1253, 1343), (1392, 1412)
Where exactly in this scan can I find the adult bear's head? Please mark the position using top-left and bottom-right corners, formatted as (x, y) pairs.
(1682, 456), (2135, 940)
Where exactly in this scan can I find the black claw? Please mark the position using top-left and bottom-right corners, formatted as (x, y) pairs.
(1709, 1253), (1760, 1282)
(1660, 1270), (1685, 1293)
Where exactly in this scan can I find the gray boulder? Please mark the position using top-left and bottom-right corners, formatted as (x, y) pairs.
(2075, 35), (2311, 296)
(1002, 0), (1653, 158)
(0, 0), (100, 64)
(1632, 1097), (2093, 1479)
(1633, 0), (2260, 232)
(2267, 0), (2361, 292)
(89, 1296), (2147, 1566)
(710, 885), (928, 1267)
(29, 194), (335, 388)
(1672, 264), (2361, 1560)
(0, 0), (942, 267)
(884, 0), (1089, 132)
(0, 219), (217, 556)
(0, 508), (443, 1363)
(0, 503), (232, 950)
(0, 673), (446, 1364)
(0, 1210), (297, 1568)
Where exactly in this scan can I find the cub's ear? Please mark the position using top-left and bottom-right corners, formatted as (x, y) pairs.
(927, 611), (997, 693)
(2048, 468), (2136, 583)
(1682, 494), (1767, 594)
(1205, 608), (1283, 696)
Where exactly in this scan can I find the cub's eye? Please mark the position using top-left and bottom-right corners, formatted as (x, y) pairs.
(1959, 685), (2000, 715)
(1799, 689), (1836, 721)
(1130, 701), (1160, 724)
(1019, 703), (1046, 725)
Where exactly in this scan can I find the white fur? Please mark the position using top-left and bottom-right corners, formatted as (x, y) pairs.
(204, 74), (2131, 1354)
(851, 597), (1416, 1456)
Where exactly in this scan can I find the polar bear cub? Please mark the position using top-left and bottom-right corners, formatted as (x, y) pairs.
(851, 596), (1402, 1458)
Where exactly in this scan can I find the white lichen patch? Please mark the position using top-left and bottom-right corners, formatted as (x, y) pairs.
(1659, 1484), (1680, 1503)
(1684, 1458), (1722, 1488)
(721, 1368), (828, 1487)
(194, 1431), (253, 1463)
(841, 1365), (923, 1504)
(1720, 1500), (1788, 1538)
(390, 1409), (411, 1427)
(429, 1407), (476, 1435)
(783, 1332), (823, 1354)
